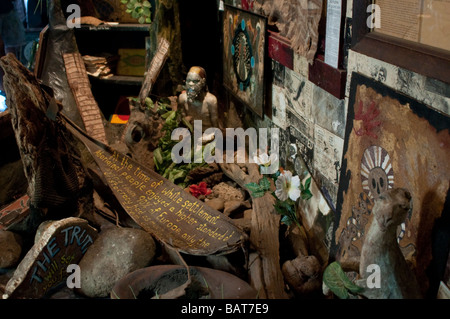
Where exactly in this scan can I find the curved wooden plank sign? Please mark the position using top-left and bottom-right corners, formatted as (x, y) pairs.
(63, 115), (245, 256)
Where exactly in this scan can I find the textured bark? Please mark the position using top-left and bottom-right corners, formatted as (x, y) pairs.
(220, 160), (288, 299)
(149, 0), (185, 96)
(0, 53), (93, 235)
(63, 52), (108, 144)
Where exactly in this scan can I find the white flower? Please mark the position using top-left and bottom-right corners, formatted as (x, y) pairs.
(253, 152), (278, 167)
(275, 170), (301, 201)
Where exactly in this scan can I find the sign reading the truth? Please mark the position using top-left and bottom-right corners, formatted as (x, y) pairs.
(64, 117), (245, 256)
(3, 217), (98, 299)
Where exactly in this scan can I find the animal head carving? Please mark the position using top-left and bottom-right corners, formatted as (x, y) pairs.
(372, 188), (412, 231)
(123, 103), (164, 170)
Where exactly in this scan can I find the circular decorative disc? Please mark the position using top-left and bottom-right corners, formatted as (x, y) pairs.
(360, 145), (394, 200)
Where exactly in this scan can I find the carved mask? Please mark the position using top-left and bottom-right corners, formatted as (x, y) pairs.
(185, 67), (206, 103)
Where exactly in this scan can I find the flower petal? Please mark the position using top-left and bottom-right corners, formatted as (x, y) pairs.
(283, 170), (293, 179)
(260, 153), (270, 164)
(288, 187), (301, 201)
(269, 153), (278, 163)
(275, 188), (288, 201)
(291, 175), (300, 188)
(275, 175), (288, 201)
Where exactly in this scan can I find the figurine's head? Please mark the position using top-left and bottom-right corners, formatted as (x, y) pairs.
(373, 188), (412, 231)
(186, 66), (207, 102)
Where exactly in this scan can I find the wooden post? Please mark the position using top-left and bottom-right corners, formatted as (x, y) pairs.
(220, 160), (288, 299)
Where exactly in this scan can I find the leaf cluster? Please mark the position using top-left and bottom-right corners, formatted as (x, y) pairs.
(245, 176), (271, 198)
(128, 96), (154, 111)
(322, 262), (364, 299)
(153, 105), (207, 188)
(121, 0), (152, 24)
(300, 176), (312, 200)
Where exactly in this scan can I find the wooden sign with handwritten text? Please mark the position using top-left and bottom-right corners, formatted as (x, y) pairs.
(64, 116), (245, 256)
(3, 217), (98, 299)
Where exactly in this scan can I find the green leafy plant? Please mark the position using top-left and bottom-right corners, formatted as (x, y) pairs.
(245, 176), (271, 198)
(129, 96), (154, 111)
(274, 195), (299, 228)
(300, 176), (313, 200)
(152, 102), (207, 188)
(322, 261), (364, 299)
(121, 0), (152, 24)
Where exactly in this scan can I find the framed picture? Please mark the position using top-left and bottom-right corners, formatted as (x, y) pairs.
(333, 72), (450, 288)
(223, 5), (266, 117)
(352, 0), (450, 85)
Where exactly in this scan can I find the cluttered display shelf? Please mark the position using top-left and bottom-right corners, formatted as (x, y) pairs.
(74, 23), (151, 116)
(78, 23), (151, 32)
(74, 23), (151, 83)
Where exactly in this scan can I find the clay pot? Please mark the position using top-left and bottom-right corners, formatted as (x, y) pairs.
(110, 265), (257, 299)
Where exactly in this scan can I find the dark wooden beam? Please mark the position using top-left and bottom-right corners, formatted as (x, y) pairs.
(309, 58), (347, 100)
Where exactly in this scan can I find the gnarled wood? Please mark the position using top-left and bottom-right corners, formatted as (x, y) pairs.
(220, 160), (288, 299)
(0, 53), (93, 235)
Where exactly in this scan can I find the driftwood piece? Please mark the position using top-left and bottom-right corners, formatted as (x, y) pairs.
(63, 52), (108, 144)
(138, 37), (170, 108)
(0, 53), (93, 234)
(121, 39), (172, 167)
(220, 160), (288, 299)
(38, 0), (85, 129)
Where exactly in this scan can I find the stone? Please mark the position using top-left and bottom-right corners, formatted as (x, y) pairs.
(210, 182), (245, 202)
(204, 197), (225, 212)
(0, 230), (23, 268)
(34, 221), (54, 243)
(76, 227), (156, 298)
(282, 255), (322, 297)
(223, 200), (251, 217)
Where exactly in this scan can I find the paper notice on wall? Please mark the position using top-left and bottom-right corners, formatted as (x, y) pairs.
(313, 124), (344, 184)
(272, 85), (288, 129)
(284, 68), (312, 120)
(324, 0), (342, 69)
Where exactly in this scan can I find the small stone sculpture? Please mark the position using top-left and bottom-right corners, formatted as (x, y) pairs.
(178, 66), (219, 130)
(359, 188), (421, 298)
(282, 254), (322, 297)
